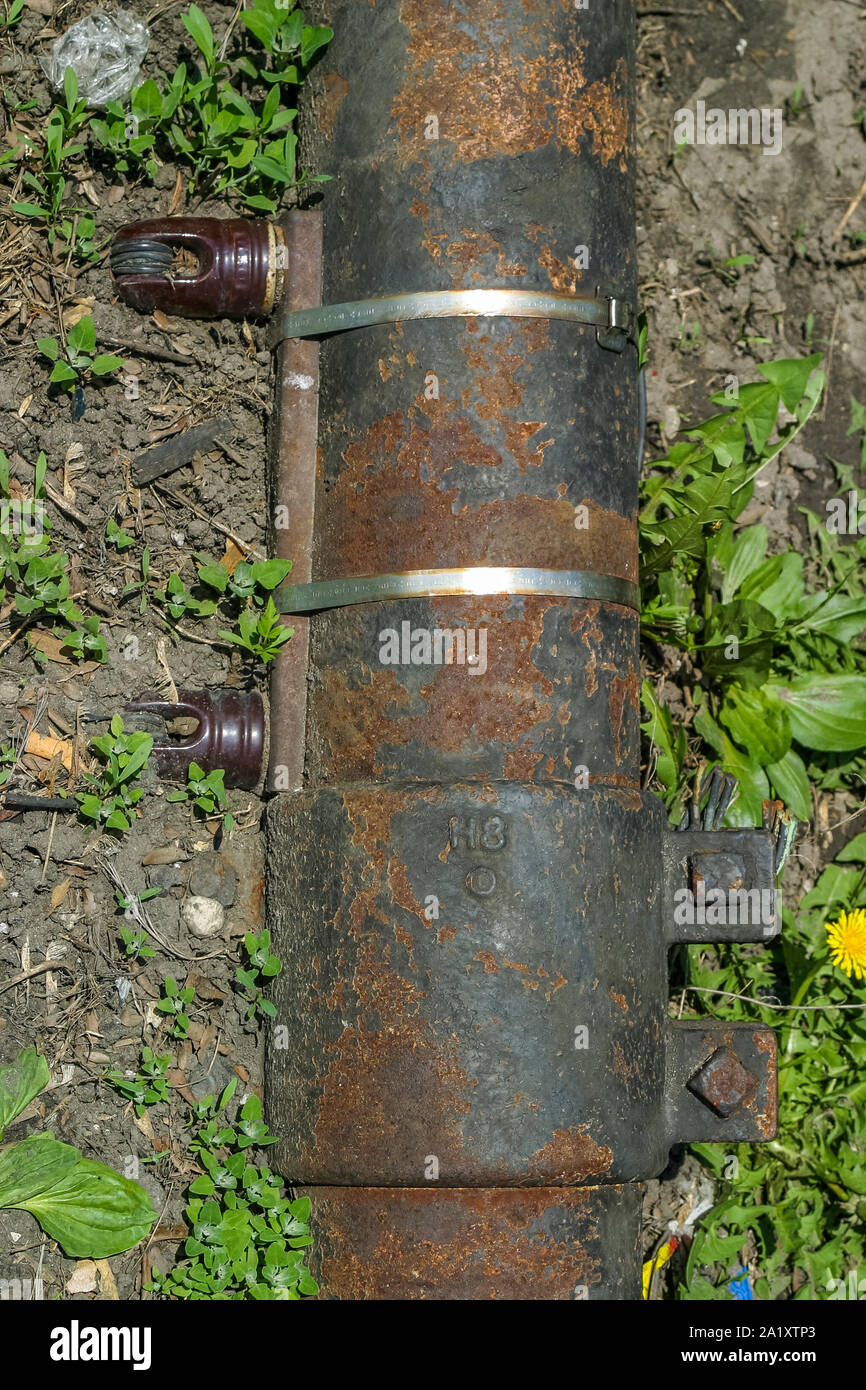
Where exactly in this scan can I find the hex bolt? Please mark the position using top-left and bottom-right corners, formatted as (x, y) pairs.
(690, 851), (747, 895)
(687, 1046), (760, 1118)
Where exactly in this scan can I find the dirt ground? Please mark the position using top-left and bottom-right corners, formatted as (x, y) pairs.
(0, 0), (864, 1301)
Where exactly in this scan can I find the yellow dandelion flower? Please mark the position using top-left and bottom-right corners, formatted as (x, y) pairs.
(825, 909), (866, 981)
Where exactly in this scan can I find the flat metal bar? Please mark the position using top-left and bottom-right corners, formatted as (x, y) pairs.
(275, 566), (640, 614)
(271, 288), (633, 346)
(267, 210), (323, 794)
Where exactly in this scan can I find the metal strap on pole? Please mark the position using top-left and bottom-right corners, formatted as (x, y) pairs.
(275, 566), (640, 614)
(271, 287), (635, 352)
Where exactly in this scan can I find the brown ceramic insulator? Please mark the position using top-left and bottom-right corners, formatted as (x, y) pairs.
(126, 690), (265, 790)
(111, 218), (284, 319)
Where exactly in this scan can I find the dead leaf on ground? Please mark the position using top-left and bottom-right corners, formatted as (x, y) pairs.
(25, 729), (74, 770)
(219, 539), (245, 575)
(48, 878), (71, 914)
(30, 274), (51, 303)
(62, 299), (95, 331)
(27, 631), (74, 666)
(184, 971), (227, 1002)
(167, 1067), (196, 1106)
(152, 1224), (188, 1242)
(194, 1022), (217, 1062)
(63, 443), (86, 501)
(58, 661), (100, 682)
(65, 1261), (98, 1294)
(133, 1112), (156, 1143)
(167, 169), (185, 217)
(94, 1259), (119, 1301)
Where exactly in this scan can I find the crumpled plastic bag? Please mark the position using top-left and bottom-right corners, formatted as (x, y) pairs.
(41, 10), (149, 108)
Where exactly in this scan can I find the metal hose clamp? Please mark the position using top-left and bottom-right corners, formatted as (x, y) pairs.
(275, 567), (640, 614)
(270, 287), (635, 352)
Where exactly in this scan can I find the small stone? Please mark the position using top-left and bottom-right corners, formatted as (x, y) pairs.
(147, 863), (187, 893)
(181, 895), (225, 938)
(189, 853), (237, 907)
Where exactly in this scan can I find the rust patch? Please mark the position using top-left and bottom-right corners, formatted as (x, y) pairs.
(428, 229), (529, 284)
(538, 245), (584, 293)
(302, 1186), (619, 1299)
(608, 662), (640, 766)
(609, 988), (628, 1013)
(321, 668), (412, 779)
(318, 598), (556, 768)
(317, 71), (350, 138)
(606, 787), (643, 812)
(392, 4), (567, 165)
(321, 973), (345, 1014)
(569, 602), (606, 700)
(564, 70), (630, 169)
(504, 747), (545, 779)
(527, 1125), (613, 1182)
(297, 926), (483, 1180)
(474, 950), (499, 974)
(388, 854), (429, 924)
(461, 320), (554, 474)
(392, 4), (629, 171)
(319, 393), (637, 579)
(754, 1028), (778, 1140)
(688, 1045), (759, 1117)
(611, 1042), (639, 1081)
(309, 597), (641, 790)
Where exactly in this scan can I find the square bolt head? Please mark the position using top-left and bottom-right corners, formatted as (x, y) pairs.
(686, 1046), (759, 1118)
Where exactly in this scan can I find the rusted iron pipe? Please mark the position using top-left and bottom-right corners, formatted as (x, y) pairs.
(264, 0), (778, 1299)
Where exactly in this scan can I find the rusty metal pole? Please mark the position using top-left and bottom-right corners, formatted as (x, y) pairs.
(265, 0), (778, 1299)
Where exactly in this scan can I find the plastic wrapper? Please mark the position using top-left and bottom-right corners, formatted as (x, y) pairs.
(41, 11), (149, 108)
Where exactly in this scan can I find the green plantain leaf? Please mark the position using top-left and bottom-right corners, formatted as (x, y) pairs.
(766, 749), (812, 821)
(0, 1134), (81, 1206)
(17, 1157), (156, 1258)
(720, 525), (768, 603)
(0, 1047), (49, 1139)
(720, 685), (791, 764)
(765, 675), (866, 751)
